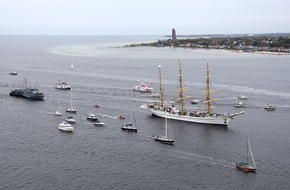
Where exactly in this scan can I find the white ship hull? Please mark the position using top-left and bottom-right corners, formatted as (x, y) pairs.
(140, 104), (244, 126)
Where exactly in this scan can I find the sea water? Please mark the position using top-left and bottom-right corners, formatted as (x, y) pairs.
(0, 36), (290, 190)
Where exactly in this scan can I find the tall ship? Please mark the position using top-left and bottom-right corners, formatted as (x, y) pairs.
(9, 78), (44, 100)
(140, 62), (244, 126)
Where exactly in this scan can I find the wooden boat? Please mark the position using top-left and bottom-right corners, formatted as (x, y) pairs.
(236, 137), (256, 172)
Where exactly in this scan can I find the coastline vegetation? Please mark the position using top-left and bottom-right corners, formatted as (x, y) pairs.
(125, 34), (290, 53)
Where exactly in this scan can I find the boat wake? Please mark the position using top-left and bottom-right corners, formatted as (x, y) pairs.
(172, 150), (234, 168)
(218, 84), (290, 98)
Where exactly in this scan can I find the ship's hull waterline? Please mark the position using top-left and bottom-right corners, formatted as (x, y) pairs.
(140, 104), (244, 126)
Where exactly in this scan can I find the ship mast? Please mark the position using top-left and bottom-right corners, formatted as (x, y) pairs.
(176, 61), (191, 115)
(202, 62), (218, 114)
(206, 62), (211, 114)
(158, 65), (164, 110)
(179, 61), (185, 114)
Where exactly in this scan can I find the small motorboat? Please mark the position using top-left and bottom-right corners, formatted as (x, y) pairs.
(150, 92), (160, 98)
(58, 121), (74, 132)
(121, 123), (137, 132)
(237, 95), (248, 100)
(87, 113), (99, 121)
(55, 80), (71, 90)
(66, 107), (76, 114)
(133, 82), (153, 92)
(264, 105), (276, 111)
(9, 71), (17, 75)
(65, 116), (76, 123)
(234, 100), (246, 108)
(94, 120), (105, 126)
(54, 110), (62, 116)
(95, 104), (100, 108)
(191, 99), (200, 105)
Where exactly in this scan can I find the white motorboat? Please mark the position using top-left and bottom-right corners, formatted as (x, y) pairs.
(65, 116), (76, 123)
(150, 92), (160, 98)
(238, 95), (248, 100)
(264, 104), (276, 111)
(94, 121), (105, 126)
(58, 121), (74, 132)
(133, 82), (153, 92)
(55, 80), (71, 90)
(54, 110), (62, 116)
(140, 62), (244, 126)
(86, 113), (99, 121)
(234, 100), (246, 108)
(191, 99), (200, 104)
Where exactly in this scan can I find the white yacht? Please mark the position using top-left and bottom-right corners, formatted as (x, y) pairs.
(55, 80), (71, 90)
(234, 100), (246, 108)
(86, 113), (99, 121)
(133, 82), (153, 92)
(58, 121), (74, 132)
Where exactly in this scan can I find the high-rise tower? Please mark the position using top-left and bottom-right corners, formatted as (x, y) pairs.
(172, 28), (177, 46)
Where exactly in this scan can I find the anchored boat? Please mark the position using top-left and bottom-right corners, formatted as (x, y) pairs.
(9, 78), (44, 100)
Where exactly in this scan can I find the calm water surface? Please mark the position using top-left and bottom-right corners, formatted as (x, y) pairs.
(0, 36), (290, 190)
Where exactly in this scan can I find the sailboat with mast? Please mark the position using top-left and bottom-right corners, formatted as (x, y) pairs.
(121, 108), (137, 132)
(153, 117), (174, 145)
(54, 99), (62, 116)
(66, 91), (76, 113)
(140, 61), (244, 126)
(236, 137), (256, 172)
(71, 62), (74, 70)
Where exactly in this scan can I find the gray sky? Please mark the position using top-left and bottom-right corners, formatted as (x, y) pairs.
(0, 0), (289, 35)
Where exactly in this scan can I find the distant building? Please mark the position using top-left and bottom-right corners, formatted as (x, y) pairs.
(172, 28), (177, 46)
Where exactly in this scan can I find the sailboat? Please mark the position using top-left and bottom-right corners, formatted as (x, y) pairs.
(153, 117), (174, 144)
(54, 99), (62, 116)
(66, 91), (76, 113)
(121, 108), (137, 132)
(71, 62), (74, 70)
(140, 61), (244, 126)
(236, 137), (257, 172)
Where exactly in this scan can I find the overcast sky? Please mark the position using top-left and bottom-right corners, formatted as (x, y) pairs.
(0, 0), (289, 35)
